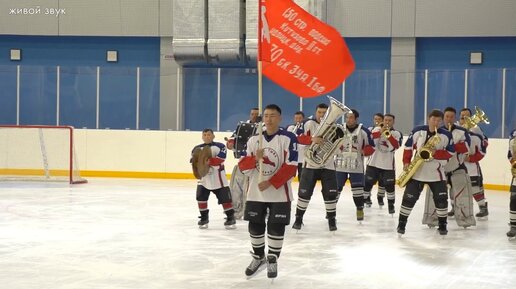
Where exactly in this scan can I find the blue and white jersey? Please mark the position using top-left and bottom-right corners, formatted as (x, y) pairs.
(442, 125), (471, 173)
(403, 126), (455, 182)
(367, 126), (403, 171)
(239, 129), (298, 202)
(287, 122), (306, 164)
(465, 130), (487, 177)
(335, 124), (375, 173)
(191, 142), (229, 190)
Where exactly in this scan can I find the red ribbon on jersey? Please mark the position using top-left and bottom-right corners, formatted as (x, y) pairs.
(258, 0), (355, 98)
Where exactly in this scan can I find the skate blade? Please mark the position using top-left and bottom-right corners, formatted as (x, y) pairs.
(199, 224), (209, 229)
(477, 216), (488, 221)
(508, 236), (516, 241)
(397, 233), (404, 238)
(225, 224), (237, 230)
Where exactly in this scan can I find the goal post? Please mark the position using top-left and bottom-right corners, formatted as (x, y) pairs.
(0, 125), (87, 184)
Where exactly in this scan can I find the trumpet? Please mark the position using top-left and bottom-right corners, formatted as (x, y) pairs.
(382, 124), (391, 138)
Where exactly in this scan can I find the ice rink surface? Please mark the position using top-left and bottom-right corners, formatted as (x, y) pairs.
(1, 178), (515, 289)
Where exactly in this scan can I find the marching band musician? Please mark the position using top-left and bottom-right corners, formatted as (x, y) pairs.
(460, 108), (489, 218)
(191, 129), (236, 229)
(507, 128), (516, 238)
(363, 113), (402, 215)
(397, 109), (455, 236)
(365, 112), (387, 207)
(226, 107), (261, 155)
(286, 111), (306, 177)
(437, 107), (475, 227)
(238, 104), (298, 278)
(334, 109), (375, 222)
(226, 107), (261, 219)
(292, 103), (340, 231)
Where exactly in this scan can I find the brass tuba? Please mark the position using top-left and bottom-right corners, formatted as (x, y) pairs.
(191, 145), (212, 179)
(396, 128), (442, 187)
(304, 96), (350, 167)
(463, 106), (489, 130)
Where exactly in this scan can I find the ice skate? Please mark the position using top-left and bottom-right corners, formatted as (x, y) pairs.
(377, 196), (384, 207)
(266, 254), (278, 279)
(507, 226), (516, 240)
(292, 216), (303, 231)
(364, 196), (372, 208)
(476, 202), (489, 219)
(388, 202), (395, 216)
(245, 253), (265, 277)
(328, 217), (337, 232)
(356, 207), (364, 223)
(397, 221), (406, 237)
(438, 222), (448, 236)
(224, 215), (236, 230)
(197, 218), (209, 229)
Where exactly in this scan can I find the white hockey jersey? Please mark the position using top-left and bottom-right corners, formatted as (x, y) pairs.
(238, 129), (298, 203)
(191, 142), (229, 190)
(367, 127), (403, 170)
(403, 126), (455, 182)
(334, 124), (375, 173)
(443, 124), (471, 173)
(464, 129), (487, 177)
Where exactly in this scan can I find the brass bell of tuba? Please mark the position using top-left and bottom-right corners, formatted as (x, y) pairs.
(304, 96), (350, 167)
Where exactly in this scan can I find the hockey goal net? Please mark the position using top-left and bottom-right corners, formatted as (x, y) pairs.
(0, 125), (87, 184)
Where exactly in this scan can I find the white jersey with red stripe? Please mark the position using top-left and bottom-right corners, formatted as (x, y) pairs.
(335, 123), (375, 173)
(238, 129), (298, 203)
(286, 122), (306, 164)
(464, 130), (486, 177)
(443, 124), (471, 173)
(192, 142), (229, 190)
(367, 127), (403, 170)
(300, 118), (335, 170)
(403, 126), (455, 182)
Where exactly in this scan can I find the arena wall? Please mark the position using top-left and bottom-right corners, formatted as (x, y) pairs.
(0, 129), (510, 190)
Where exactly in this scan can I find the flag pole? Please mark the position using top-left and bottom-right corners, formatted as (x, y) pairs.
(257, 1), (264, 182)
(257, 61), (264, 182)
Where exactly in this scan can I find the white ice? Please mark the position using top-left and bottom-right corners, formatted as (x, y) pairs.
(1, 179), (515, 289)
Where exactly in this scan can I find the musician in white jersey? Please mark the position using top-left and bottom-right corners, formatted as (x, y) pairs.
(365, 113), (387, 206)
(441, 107), (472, 217)
(506, 129), (516, 238)
(191, 129), (236, 229)
(397, 109), (455, 236)
(334, 109), (375, 222)
(286, 111), (306, 177)
(364, 113), (403, 215)
(238, 104), (298, 279)
(292, 103), (340, 231)
(459, 108), (489, 218)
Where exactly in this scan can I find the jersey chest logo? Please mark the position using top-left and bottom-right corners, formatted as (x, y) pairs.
(258, 147), (280, 176)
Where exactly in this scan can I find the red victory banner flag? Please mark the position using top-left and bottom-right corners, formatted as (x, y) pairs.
(258, 0), (355, 98)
